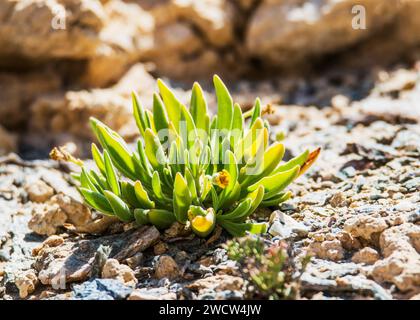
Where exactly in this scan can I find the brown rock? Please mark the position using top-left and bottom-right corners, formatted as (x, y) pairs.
(372, 224), (420, 293)
(125, 252), (144, 269)
(153, 241), (168, 255)
(51, 193), (91, 227)
(155, 255), (180, 280)
(128, 288), (176, 300)
(329, 192), (346, 208)
(33, 226), (159, 286)
(308, 239), (344, 261)
(337, 231), (361, 251)
(30, 63), (155, 148)
(113, 226), (160, 261)
(187, 275), (244, 292)
(32, 235), (65, 256)
(352, 247), (380, 265)
(101, 258), (137, 286)
(344, 215), (388, 241)
(25, 180), (54, 203)
(245, 0), (399, 68)
(0, 0), (104, 60)
(15, 270), (38, 299)
(28, 203), (67, 236)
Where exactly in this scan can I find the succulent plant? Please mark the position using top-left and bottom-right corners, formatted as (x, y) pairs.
(62, 75), (319, 238)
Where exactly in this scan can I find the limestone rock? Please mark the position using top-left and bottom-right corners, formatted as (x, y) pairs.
(187, 274), (244, 292)
(33, 226), (160, 286)
(308, 239), (344, 261)
(352, 247), (380, 265)
(15, 270), (38, 299)
(146, 0), (234, 47)
(50, 193), (92, 227)
(128, 288), (176, 300)
(155, 255), (180, 280)
(30, 63), (155, 149)
(372, 224), (420, 293)
(344, 215), (388, 241)
(245, 0), (399, 67)
(101, 259), (137, 286)
(28, 203), (67, 236)
(25, 180), (54, 203)
(0, 0), (105, 60)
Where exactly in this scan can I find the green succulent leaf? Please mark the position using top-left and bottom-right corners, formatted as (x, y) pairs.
(157, 79), (182, 132)
(134, 208), (175, 229)
(272, 149), (309, 174)
(190, 82), (209, 134)
(261, 191), (292, 207)
(95, 122), (137, 180)
(214, 75), (233, 131)
(103, 150), (121, 196)
(91, 143), (106, 176)
(132, 92), (149, 137)
(250, 98), (262, 127)
(173, 173), (192, 223)
(134, 181), (155, 209)
(104, 190), (133, 222)
(218, 220), (267, 237)
(153, 93), (169, 133)
(79, 187), (114, 215)
(144, 128), (167, 169)
(217, 198), (252, 221)
(247, 165), (300, 199)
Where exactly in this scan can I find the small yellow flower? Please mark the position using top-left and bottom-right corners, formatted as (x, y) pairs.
(190, 208), (215, 237)
(213, 169), (230, 189)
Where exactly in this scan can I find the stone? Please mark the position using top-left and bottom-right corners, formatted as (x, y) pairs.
(33, 226), (159, 286)
(128, 288), (176, 300)
(372, 223), (420, 293)
(344, 215), (388, 241)
(15, 270), (38, 299)
(101, 259), (137, 286)
(187, 275), (244, 292)
(125, 252), (144, 269)
(308, 239), (344, 262)
(329, 192), (347, 208)
(153, 241), (169, 255)
(50, 193), (91, 227)
(29, 63), (155, 150)
(25, 180), (54, 203)
(155, 255), (180, 280)
(245, 0), (399, 68)
(28, 203), (67, 236)
(72, 278), (133, 300)
(352, 247), (380, 265)
(268, 210), (309, 240)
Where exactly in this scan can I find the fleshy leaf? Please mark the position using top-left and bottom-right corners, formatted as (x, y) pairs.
(214, 75), (233, 131)
(173, 173), (192, 223)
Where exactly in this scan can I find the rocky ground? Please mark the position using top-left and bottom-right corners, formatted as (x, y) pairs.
(0, 65), (419, 300)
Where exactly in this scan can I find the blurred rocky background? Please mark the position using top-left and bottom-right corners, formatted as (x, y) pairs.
(1, 0), (420, 158)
